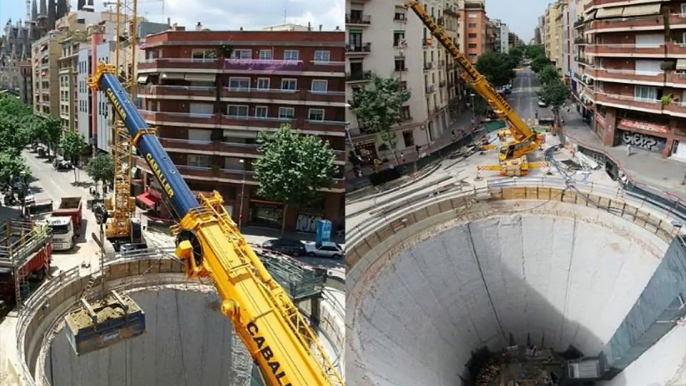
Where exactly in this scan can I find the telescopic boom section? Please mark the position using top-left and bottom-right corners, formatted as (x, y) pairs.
(89, 63), (344, 386)
(405, 1), (536, 143)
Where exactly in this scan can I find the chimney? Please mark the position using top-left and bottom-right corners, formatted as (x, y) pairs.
(307, 21), (311, 31)
(319, 24), (322, 31)
(195, 22), (202, 31)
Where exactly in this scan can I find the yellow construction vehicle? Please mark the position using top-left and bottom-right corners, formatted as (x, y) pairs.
(406, 2), (546, 176)
(84, 62), (345, 386)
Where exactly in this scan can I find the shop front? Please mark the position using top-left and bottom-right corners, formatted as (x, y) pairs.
(249, 200), (284, 229)
(616, 118), (669, 155)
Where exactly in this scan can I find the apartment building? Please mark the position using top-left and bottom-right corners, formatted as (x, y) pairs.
(444, 0), (468, 119)
(346, 0), (454, 166)
(490, 19), (509, 54)
(464, 0), (487, 63)
(32, 30), (65, 117)
(580, 0), (686, 160)
(58, 32), (87, 132)
(136, 30), (346, 232)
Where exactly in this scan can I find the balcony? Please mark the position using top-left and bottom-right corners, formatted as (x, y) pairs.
(346, 70), (372, 82)
(346, 43), (371, 55)
(586, 44), (666, 58)
(666, 71), (686, 87)
(437, 17), (445, 26)
(439, 80), (447, 88)
(438, 60), (445, 68)
(425, 84), (436, 94)
(585, 0), (672, 11)
(663, 102), (686, 118)
(423, 62), (433, 71)
(595, 92), (662, 113)
(140, 110), (220, 126)
(423, 39), (433, 48)
(592, 68), (664, 86)
(346, 14), (371, 26)
(587, 13), (686, 34)
(668, 42), (686, 57)
(139, 85), (216, 100)
(138, 58), (340, 74)
(444, 6), (459, 17)
(221, 87), (345, 104)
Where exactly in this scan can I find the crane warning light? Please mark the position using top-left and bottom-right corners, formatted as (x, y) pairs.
(64, 290), (146, 356)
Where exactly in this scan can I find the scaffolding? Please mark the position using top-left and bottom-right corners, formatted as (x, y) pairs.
(0, 219), (53, 308)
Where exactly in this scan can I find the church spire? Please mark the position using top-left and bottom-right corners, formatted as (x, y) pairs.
(39, 0), (46, 17)
(47, 0), (55, 30)
(31, 0), (38, 21)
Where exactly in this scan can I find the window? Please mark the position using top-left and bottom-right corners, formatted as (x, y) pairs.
(232, 49), (252, 59)
(259, 49), (272, 60)
(308, 108), (324, 121)
(682, 3), (686, 14)
(402, 131), (414, 147)
(188, 155), (211, 168)
(395, 58), (406, 71)
(278, 107), (295, 119)
(281, 78), (297, 91)
(468, 13), (477, 18)
(468, 54), (477, 62)
(227, 105), (249, 117)
(469, 44), (477, 48)
(257, 78), (270, 90)
(468, 23), (477, 28)
(255, 106), (268, 118)
(468, 33), (477, 39)
(401, 106), (411, 120)
(284, 50), (299, 60)
(634, 86), (656, 101)
(314, 50), (330, 63)
(191, 49), (217, 60)
(228, 77), (250, 90)
(393, 31), (405, 47)
(311, 80), (328, 92)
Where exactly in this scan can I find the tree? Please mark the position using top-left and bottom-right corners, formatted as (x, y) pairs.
(0, 151), (30, 195)
(59, 130), (88, 182)
(531, 56), (553, 73)
(349, 74), (411, 160)
(539, 79), (571, 128)
(525, 44), (546, 61)
(475, 52), (516, 87)
(539, 65), (560, 86)
(86, 153), (115, 193)
(253, 125), (337, 234)
(32, 116), (62, 157)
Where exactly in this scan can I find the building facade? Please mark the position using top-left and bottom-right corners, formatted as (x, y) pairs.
(464, 1), (486, 63)
(345, 0), (454, 167)
(136, 30), (346, 232)
(58, 32), (86, 131)
(32, 31), (65, 117)
(579, 0), (686, 160)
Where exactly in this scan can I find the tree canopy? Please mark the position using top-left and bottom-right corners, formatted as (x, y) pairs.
(475, 52), (517, 87)
(538, 65), (561, 86)
(253, 124), (337, 233)
(349, 74), (411, 157)
(59, 130), (89, 182)
(0, 95), (33, 186)
(86, 153), (115, 191)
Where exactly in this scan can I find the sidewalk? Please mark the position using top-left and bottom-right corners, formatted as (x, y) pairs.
(560, 106), (686, 203)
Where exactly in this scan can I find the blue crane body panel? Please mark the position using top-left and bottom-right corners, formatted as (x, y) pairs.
(100, 73), (199, 219)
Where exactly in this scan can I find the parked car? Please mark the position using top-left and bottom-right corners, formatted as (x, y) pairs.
(262, 238), (306, 257)
(538, 98), (548, 107)
(304, 241), (344, 259)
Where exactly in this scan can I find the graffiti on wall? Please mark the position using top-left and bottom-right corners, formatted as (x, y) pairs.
(620, 131), (666, 153)
(295, 214), (322, 233)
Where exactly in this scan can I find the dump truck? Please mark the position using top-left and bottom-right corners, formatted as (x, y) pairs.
(0, 220), (53, 304)
(53, 197), (83, 234)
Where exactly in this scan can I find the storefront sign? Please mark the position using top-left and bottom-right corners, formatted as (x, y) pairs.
(620, 130), (666, 153)
(354, 142), (378, 165)
(618, 119), (670, 134)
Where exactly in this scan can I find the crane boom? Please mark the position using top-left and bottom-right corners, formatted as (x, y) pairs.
(89, 63), (344, 386)
(405, 1), (537, 145)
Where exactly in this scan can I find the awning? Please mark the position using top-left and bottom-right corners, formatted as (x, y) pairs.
(677, 59), (686, 71)
(160, 72), (185, 80)
(136, 192), (159, 207)
(622, 3), (661, 17)
(137, 74), (148, 83)
(595, 7), (624, 19)
(185, 73), (216, 82)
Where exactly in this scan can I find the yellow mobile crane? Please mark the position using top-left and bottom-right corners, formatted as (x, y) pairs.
(405, 2), (547, 176)
(86, 62), (345, 386)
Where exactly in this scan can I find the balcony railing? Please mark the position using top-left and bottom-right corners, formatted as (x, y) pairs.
(663, 101), (686, 117)
(138, 58), (341, 74)
(666, 71), (686, 87)
(394, 13), (407, 22)
(425, 84), (435, 94)
(346, 71), (372, 82)
(346, 43), (372, 53)
(221, 87), (345, 103)
(438, 60), (445, 68)
(346, 14), (371, 24)
(423, 39), (432, 48)
(595, 92), (662, 113)
(139, 85), (216, 98)
(439, 80), (447, 88)
(586, 44), (666, 57)
(423, 62), (433, 71)
(437, 17), (445, 26)
(593, 68), (664, 85)
(587, 13), (686, 33)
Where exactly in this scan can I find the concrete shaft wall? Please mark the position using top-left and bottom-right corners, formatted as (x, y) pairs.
(46, 289), (252, 386)
(347, 198), (684, 386)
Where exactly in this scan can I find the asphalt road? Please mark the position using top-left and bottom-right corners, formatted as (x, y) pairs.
(509, 67), (552, 121)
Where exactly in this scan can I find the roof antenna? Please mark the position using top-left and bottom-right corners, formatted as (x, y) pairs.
(283, 0), (288, 24)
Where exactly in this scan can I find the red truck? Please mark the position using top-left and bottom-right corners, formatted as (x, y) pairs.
(0, 220), (53, 305)
(52, 196), (83, 235)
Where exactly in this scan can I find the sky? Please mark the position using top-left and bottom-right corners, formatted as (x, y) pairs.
(0, 0), (345, 32)
(486, 0), (550, 43)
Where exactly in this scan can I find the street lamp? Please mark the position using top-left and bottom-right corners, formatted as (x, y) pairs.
(19, 170), (26, 217)
(238, 159), (246, 229)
